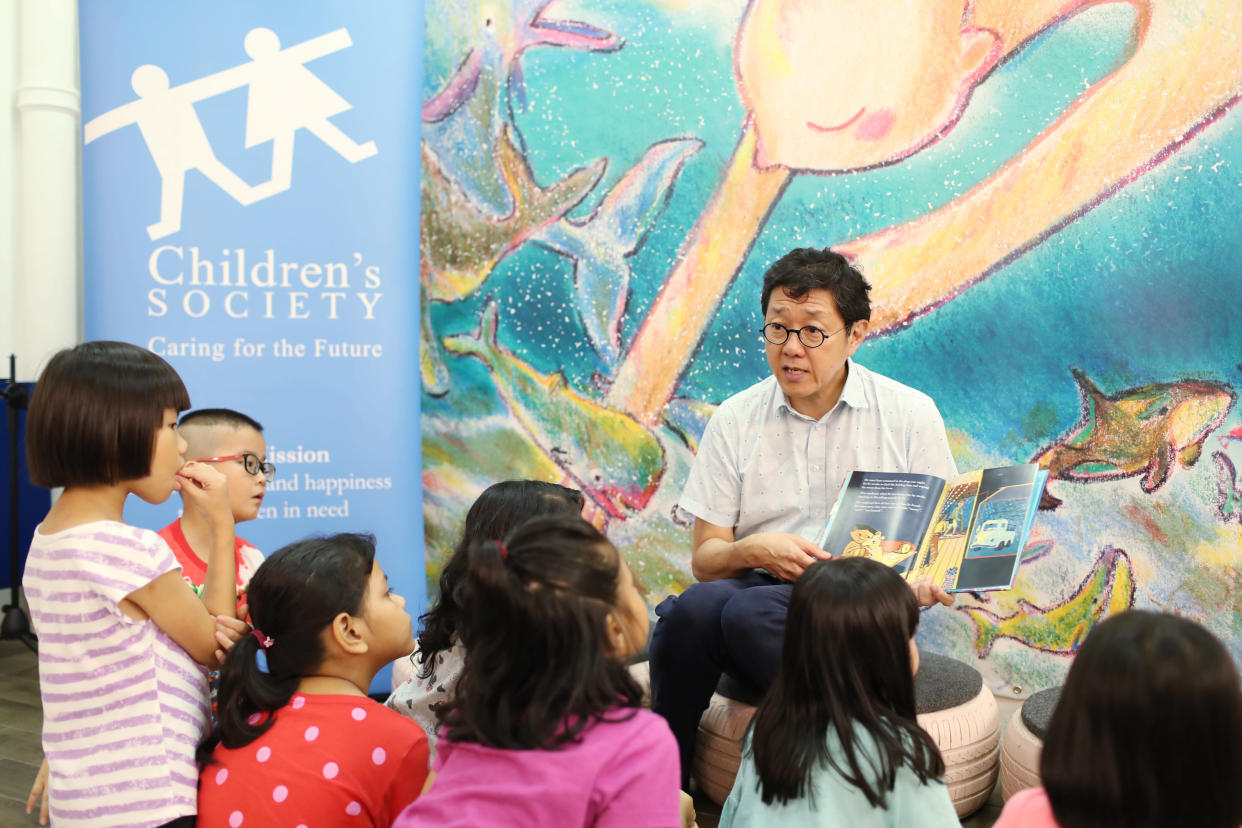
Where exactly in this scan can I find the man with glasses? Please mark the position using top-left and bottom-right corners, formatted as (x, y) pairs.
(157, 408), (274, 615)
(649, 247), (959, 781)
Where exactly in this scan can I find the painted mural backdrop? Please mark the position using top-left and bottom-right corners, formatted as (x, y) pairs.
(419, 0), (1242, 695)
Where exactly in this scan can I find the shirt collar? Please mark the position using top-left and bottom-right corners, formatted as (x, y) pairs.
(772, 358), (869, 420)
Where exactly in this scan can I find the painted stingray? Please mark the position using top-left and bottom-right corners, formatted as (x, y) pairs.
(1212, 450), (1242, 524)
(1033, 368), (1235, 509)
(535, 138), (703, 370)
(444, 299), (666, 519)
(958, 546), (1135, 658)
(422, 0), (620, 124)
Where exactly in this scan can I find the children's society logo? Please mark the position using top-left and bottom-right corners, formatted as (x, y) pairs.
(84, 27), (377, 241)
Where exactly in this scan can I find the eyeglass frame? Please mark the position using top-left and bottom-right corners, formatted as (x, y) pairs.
(759, 321), (851, 349)
(195, 452), (276, 481)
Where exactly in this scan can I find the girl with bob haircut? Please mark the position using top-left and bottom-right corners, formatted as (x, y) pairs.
(393, 513), (683, 828)
(720, 557), (959, 827)
(23, 341), (243, 828)
(197, 533), (430, 826)
(994, 609), (1242, 828)
(387, 479), (583, 739)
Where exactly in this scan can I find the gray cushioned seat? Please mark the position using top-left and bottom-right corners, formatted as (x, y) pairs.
(1020, 686), (1061, 739)
(915, 651), (984, 714)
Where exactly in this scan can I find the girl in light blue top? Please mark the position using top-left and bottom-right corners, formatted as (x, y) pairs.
(720, 557), (959, 828)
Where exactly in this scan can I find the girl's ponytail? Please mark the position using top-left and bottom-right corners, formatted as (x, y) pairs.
(199, 631), (301, 763)
(197, 533), (377, 766)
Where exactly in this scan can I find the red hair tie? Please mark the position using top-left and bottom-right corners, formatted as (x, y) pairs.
(495, 540), (509, 562)
(251, 628), (274, 649)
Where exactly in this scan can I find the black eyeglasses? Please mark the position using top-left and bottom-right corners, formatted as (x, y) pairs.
(196, 452), (276, 481)
(760, 322), (849, 349)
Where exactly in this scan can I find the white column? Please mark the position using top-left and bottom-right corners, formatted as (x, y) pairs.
(15, 0), (79, 381)
(0, 5), (18, 365)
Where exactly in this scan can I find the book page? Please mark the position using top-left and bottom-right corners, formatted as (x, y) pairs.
(818, 471), (945, 576)
(906, 471), (982, 588)
(951, 464), (1046, 592)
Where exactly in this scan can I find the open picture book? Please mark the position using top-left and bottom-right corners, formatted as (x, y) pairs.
(815, 464), (1049, 593)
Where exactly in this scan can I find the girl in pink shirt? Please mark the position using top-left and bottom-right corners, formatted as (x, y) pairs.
(197, 533), (429, 827)
(994, 610), (1242, 828)
(393, 514), (682, 828)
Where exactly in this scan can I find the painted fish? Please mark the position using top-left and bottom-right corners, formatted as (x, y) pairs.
(1213, 450), (1242, 524)
(1033, 369), (1235, 509)
(444, 299), (666, 518)
(535, 138), (702, 369)
(422, 0), (621, 123)
(958, 546), (1135, 657)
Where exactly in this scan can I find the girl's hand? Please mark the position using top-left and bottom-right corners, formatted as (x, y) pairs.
(679, 789), (696, 828)
(175, 461), (231, 523)
(26, 757), (49, 825)
(214, 614), (251, 665)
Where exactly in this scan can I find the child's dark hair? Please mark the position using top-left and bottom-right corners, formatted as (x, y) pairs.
(179, 407), (264, 433)
(749, 557), (942, 808)
(438, 513), (642, 750)
(26, 341), (191, 488)
(416, 480), (583, 680)
(197, 533), (375, 764)
(1041, 610), (1242, 828)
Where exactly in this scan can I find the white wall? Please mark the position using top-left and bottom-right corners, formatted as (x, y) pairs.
(3, 0), (79, 382)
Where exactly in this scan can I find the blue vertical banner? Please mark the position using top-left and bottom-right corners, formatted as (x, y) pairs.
(79, 1), (426, 685)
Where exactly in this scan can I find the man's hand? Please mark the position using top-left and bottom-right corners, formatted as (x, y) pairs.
(26, 757), (48, 825)
(909, 578), (955, 608)
(738, 532), (831, 582)
(213, 614), (251, 665)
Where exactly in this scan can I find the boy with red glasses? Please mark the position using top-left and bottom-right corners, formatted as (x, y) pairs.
(159, 408), (272, 614)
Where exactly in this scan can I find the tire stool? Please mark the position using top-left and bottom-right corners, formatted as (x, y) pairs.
(914, 652), (1001, 818)
(999, 686), (1061, 801)
(692, 674), (762, 805)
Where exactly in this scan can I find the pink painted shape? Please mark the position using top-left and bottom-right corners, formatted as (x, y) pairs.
(854, 108), (895, 142)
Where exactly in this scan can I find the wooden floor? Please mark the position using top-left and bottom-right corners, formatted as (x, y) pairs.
(0, 639), (42, 827)
(0, 637), (1001, 828)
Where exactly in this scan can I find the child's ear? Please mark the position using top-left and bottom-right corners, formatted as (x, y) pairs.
(959, 26), (1001, 84)
(603, 611), (627, 657)
(330, 612), (370, 656)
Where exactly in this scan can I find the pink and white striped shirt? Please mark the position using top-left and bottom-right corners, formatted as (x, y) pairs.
(24, 520), (210, 827)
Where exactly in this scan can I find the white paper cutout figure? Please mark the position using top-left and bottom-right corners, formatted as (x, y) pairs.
(242, 28), (378, 199)
(83, 27), (377, 240)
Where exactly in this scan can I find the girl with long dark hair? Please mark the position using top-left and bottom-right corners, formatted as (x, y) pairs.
(720, 557), (958, 827)
(197, 533), (429, 827)
(392, 514), (682, 827)
(994, 610), (1242, 828)
(386, 480), (583, 739)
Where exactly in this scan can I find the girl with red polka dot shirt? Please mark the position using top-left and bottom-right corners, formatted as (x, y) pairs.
(197, 533), (429, 827)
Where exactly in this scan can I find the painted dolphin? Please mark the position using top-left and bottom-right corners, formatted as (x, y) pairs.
(1213, 450), (1242, 524)
(957, 546), (1135, 657)
(423, 0), (621, 123)
(444, 299), (666, 518)
(1033, 369), (1235, 509)
(535, 138), (702, 369)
